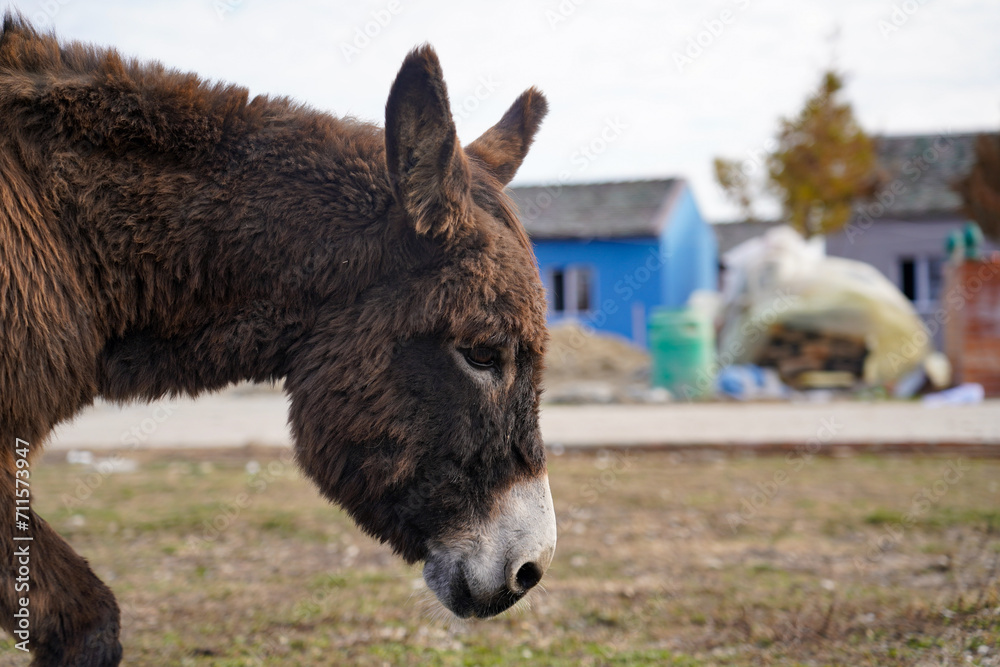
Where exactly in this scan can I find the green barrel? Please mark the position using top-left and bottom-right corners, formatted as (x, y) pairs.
(648, 308), (715, 399)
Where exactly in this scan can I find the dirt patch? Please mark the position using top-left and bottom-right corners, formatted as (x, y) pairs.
(544, 323), (657, 403)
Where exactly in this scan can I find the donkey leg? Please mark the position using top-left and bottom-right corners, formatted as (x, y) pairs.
(1, 471), (122, 667)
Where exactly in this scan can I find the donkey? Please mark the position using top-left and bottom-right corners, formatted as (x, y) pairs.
(0, 14), (556, 666)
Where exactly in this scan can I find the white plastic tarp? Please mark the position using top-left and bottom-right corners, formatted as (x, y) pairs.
(718, 226), (932, 386)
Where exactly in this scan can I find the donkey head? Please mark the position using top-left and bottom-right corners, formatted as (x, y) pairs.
(287, 46), (555, 618)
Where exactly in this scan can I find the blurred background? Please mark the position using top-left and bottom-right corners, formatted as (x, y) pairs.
(9, 1), (1000, 665)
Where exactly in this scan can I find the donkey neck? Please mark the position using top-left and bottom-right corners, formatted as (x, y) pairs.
(82, 114), (403, 399)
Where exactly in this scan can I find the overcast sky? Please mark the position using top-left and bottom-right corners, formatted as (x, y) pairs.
(11, 0), (1000, 222)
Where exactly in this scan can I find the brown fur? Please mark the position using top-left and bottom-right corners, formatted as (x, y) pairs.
(0, 15), (549, 666)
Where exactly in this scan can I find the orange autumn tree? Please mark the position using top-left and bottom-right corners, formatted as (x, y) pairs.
(715, 70), (883, 237)
(712, 156), (756, 222)
(954, 132), (1000, 242)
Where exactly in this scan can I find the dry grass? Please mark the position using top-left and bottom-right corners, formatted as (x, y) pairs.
(2, 449), (999, 666)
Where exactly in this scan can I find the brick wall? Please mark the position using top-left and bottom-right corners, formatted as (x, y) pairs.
(944, 253), (1000, 396)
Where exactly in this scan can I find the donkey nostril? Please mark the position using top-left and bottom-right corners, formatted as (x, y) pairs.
(515, 562), (543, 591)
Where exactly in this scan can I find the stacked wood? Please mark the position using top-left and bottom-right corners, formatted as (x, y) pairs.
(753, 324), (868, 388)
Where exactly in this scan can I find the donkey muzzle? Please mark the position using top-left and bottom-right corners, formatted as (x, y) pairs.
(423, 474), (557, 618)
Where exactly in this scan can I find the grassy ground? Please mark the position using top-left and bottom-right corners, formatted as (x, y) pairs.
(2, 449), (999, 666)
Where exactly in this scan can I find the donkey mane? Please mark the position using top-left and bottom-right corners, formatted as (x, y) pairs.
(0, 13), (318, 160)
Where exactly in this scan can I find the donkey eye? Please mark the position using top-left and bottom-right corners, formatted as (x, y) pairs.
(462, 346), (500, 370)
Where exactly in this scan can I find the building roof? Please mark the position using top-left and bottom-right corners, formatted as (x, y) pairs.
(867, 132), (988, 219)
(508, 178), (683, 239)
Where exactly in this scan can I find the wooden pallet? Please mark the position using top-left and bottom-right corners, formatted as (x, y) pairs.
(753, 324), (868, 388)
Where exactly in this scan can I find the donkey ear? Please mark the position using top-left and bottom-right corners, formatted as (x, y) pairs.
(385, 45), (472, 239)
(465, 88), (548, 186)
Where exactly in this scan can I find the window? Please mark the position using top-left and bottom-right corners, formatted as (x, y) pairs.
(571, 268), (591, 312)
(549, 266), (592, 315)
(900, 258), (916, 301)
(551, 269), (565, 313)
(898, 255), (945, 311)
(927, 257), (943, 303)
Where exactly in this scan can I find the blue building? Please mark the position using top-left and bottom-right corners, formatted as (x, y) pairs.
(509, 179), (718, 346)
